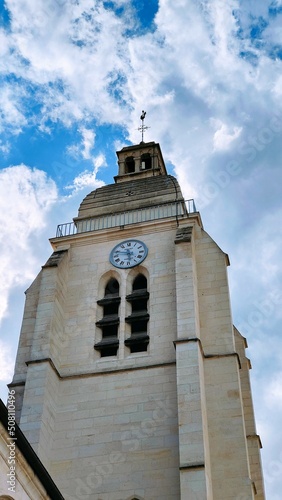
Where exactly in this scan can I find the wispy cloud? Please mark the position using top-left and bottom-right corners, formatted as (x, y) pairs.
(0, 340), (14, 384)
(0, 164), (57, 322)
(1, 0), (133, 131)
(67, 168), (105, 192)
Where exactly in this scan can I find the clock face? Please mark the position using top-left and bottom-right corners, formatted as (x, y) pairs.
(110, 239), (148, 269)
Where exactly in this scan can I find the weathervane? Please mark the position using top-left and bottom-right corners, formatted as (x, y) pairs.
(138, 110), (150, 143)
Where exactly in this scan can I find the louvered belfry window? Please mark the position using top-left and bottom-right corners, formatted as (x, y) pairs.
(125, 274), (149, 353)
(94, 278), (120, 357)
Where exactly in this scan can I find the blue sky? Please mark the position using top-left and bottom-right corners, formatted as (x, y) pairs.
(0, 0), (282, 497)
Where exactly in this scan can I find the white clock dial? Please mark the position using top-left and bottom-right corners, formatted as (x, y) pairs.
(110, 239), (148, 269)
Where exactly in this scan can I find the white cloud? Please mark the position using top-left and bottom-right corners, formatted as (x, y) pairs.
(0, 141), (10, 154)
(68, 127), (96, 160)
(264, 373), (282, 409)
(0, 0), (281, 148)
(93, 153), (106, 170)
(212, 119), (242, 151)
(66, 168), (105, 192)
(1, 0), (132, 129)
(0, 27), (10, 57)
(80, 127), (96, 160)
(0, 84), (27, 134)
(0, 340), (14, 383)
(0, 165), (58, 322)
(65, 127), (106, 191)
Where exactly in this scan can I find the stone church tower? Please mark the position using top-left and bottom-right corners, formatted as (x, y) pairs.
(10, 140), (264, 499)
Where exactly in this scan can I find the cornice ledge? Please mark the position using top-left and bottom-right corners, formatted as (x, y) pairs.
(179, 462), (205, 471)
(173, 339), (241, 368)
(25, 357), (176, 380)
(204, 352), (241, 369)
(174, 225), (193, 244)
(7, 380), (26, 388)
(247, 434), (263, 449)
(26, 357), (61, 378)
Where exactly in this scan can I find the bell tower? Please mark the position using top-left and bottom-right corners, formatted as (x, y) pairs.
(115, 141), (167, 180)
(9, 136), (265, 499)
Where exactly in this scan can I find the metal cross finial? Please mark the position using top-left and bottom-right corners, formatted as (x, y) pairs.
(138, 110), (150, 142)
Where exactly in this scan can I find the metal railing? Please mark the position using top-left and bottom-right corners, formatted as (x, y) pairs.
(55, 199), (197, 238)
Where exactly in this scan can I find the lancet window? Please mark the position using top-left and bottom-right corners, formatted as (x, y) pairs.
(94, 278), (120, 357)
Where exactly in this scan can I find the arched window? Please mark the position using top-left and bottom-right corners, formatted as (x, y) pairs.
(125, 274), (149, 353)
(94, 278), (120, 357)
(105, 277), (119, 298)
(133, 274), (147, 290)
(140, 153), (152, 170)
(125, 156), (135, 174)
